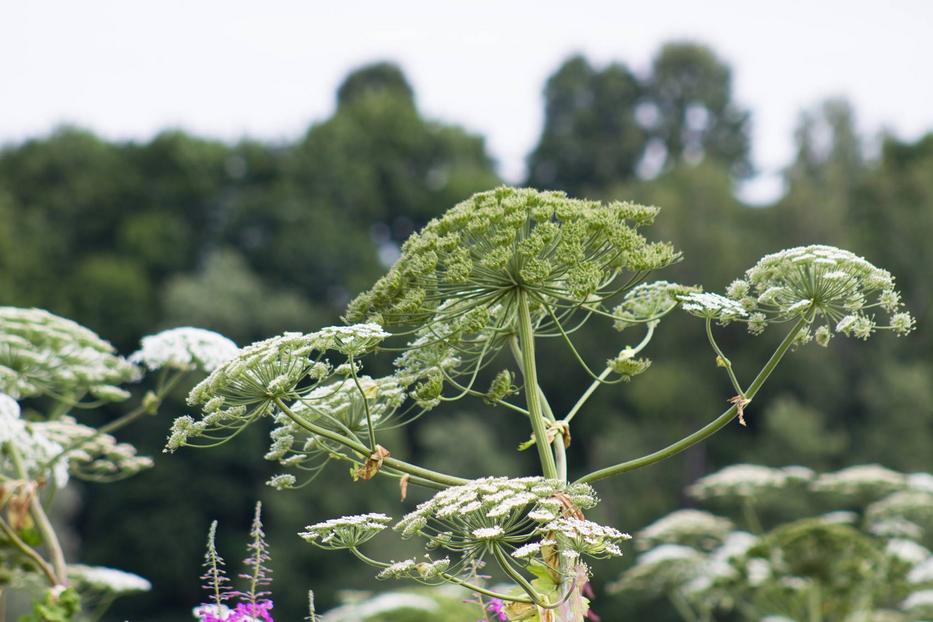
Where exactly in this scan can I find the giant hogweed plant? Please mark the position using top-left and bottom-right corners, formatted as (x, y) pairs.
(611, 464), (933, 622)
(168, 187), (915, 622)
(0, 311), (238, 621)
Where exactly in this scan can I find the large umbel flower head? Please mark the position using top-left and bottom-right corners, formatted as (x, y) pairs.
(725, 245), (915, 343)
(346, 186), (678, 329)
(0, 307), (139, 401)
(167, 324), (389, 452)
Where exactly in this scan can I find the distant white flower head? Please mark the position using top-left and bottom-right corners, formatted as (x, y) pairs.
(0, 393), (23, 444)
(636, 509), (734, 551)
(68, 564), (151, 593)
(688, 465), (811, 502)
(907, 472), (933, 494)
(678, 292), (748, 323)
(901, 588), (933, 612)
(812, 464), (906, 501)
(885, 539), (931, 566)
(865, 489), (933, 536)
(300, 513), (392, 550)
(908, 558), (933, 584)
(131, 327), (238, 373)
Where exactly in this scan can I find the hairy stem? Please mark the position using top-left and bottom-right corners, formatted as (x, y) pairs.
(578, 317), (807, 484)
(515, 290), (558, 480)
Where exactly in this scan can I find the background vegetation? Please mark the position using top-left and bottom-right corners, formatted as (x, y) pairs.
(1, 42), (929, 621)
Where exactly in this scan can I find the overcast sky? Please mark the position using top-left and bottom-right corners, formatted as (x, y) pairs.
(2, 1), (931, 202)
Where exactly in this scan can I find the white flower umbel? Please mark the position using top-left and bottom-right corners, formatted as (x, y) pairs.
(678, 292), (748, 323)
(812, 464), (906, 501)
(300, 513), (392, 550)
(541, 517), (630, 560)
(908, 558), (933, 584)
(313, 323), (390, 356)
(394, 477), (598, 563)
(0, 398), (71, 489)
(68, 564), (152, 593)
(130, 327), (238, 373)
(865, 490), (933, 538)
(885, 539), (931, 566)
(636, 509), (734, 551)
(902, 589), (933, 612)
(688, 464), (812, 502)
(726, 245), (914, 341)
(0, 306), (139, 400)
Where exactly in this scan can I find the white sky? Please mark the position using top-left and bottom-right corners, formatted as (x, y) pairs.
(2, 1), (932, 203)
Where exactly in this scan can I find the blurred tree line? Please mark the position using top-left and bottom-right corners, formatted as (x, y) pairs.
(0, 43), (929, 621)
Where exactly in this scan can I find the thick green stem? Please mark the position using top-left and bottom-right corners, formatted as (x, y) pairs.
(274, 398), (467, 488)
(515, 291), (558, 480)
(492, 546), (553, 608)
(578, 317), (807, 484)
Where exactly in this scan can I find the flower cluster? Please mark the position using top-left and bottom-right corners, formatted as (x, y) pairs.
(611, 281), (698, 331)
(195, 503), (275, 622)
(538, 516), (631, 560)
(300, 513), (393, 550)
(394, 477), (599, 566)
(725, 245), (915, 342)
(635, 509), (735, 552)
(34, 416), (154, 482)
(613, 464), (933, 621)
(346, 186), (678, 329)
(811, 464), (906, 501)
(1, 393), (70, 488)
(678, 292), (748, 323)
(68, 564), (152, 594)
(172, 325), (388, 452)
(130, 327), (238, 373)
(687, 465), (814, 501)
(0, 306), (139, 400)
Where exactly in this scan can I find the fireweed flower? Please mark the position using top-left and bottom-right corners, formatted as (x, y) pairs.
(611, 281), (699, 331)
(725, 245), (915, 341)
(171, 325), (388, 451)
(300, 513), (393, 550)
(346, 187), (678, 328)
(130, 327), (238, 373)
(0, 306), (139, 401)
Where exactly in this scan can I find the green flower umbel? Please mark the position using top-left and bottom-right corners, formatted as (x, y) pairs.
(346, 186), (679, 328)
